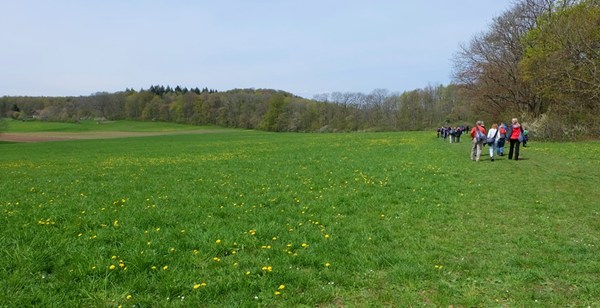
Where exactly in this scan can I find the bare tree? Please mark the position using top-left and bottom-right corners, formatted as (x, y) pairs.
(452, 0), (561, 119)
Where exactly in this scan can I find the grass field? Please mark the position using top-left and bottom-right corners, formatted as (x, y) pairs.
(3, 119), (221, 133)
(1, 120), (599, 307)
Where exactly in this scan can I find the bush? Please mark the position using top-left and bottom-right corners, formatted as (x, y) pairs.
(528, 112), (591, 141)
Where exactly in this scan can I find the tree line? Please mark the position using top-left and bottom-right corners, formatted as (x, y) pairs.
(0, 85), (468, 133)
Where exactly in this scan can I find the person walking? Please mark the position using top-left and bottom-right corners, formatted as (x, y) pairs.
(487, 123), (499, 161)
(470, 121), (486, 161)
(496, 123), (507, 156)
(508, 118), (523, 160)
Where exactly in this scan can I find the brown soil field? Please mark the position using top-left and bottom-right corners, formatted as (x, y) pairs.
(0, 130), (229, 143)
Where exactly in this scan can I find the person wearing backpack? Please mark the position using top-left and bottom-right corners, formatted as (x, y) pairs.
(496, 123), (507, 156)
(487, 123), (499, 161)
(470, 121), (487, 161)
(507, 118), (523, 160)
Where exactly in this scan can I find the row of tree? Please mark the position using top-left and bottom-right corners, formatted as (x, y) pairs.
(145, 85), (218, 96)
(0, 85), (468, 133)
(452, 0), (599, 139)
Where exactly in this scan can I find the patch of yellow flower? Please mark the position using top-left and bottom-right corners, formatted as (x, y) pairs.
(37, 218), (55, 225)
(261, 266), (273, 272)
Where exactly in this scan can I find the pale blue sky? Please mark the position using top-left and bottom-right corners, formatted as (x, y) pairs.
(0, 1), (511, 98)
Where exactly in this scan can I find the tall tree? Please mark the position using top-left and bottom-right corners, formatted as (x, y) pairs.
(452, 0), (560, 119)
(259, 94), (287, 131)
(520, 0), (600, 130)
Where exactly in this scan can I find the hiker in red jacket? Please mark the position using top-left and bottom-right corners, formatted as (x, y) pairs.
(508, 118), (523, 160)
(470, 121), (487, 161)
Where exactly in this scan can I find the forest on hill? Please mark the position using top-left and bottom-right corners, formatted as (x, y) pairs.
(1, 0), (598, 140)
(0, 85), (465, 133)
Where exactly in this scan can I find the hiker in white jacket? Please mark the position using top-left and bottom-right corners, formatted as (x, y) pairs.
(487, 123), (499, 161)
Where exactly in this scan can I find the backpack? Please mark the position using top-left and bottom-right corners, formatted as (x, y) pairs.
(475, 128), (486, 142)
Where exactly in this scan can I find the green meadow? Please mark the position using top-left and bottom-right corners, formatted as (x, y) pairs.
(1, 121), (599, 307)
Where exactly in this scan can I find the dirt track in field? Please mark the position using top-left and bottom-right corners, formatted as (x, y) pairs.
(0, 130), (229, 143)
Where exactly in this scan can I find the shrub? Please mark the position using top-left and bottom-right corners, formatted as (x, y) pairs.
(528, 112), (591, 141)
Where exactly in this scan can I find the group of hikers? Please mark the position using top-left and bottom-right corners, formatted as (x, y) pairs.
(437, 118), (529, 162)
(437, 125), (469, 143)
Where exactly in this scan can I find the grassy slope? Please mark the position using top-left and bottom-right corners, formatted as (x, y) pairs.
(0, 123), (599, 306)
(3, 119), (220, 133)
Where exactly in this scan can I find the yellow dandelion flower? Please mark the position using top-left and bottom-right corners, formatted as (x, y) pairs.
(324, 234), (330, 239)
(301, 243), (309, 248)
(193, 284), (201, 289)
(278, 284), (285, 290)
(109, 265), (116, 270)
(126, 294), (132, 300)
(325, 262), (331, 267)
(111, 255), (117, 260)
(245, 271), (251, 275)
(163, 265), (169, 270)
(215, 239), (222, 244)
(274, 291), (281, 295)
(261, 266), (273, 272)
